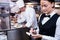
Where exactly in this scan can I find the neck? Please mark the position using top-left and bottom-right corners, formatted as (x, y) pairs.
(47, 8), (55, 15)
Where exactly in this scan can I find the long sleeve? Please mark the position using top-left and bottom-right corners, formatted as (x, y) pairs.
(25, 8), (36, 28)
(41, 17), (60, 40)
(25, 7), (39, 33)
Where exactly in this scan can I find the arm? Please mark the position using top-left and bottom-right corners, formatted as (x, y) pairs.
(25, 8), (36, 28)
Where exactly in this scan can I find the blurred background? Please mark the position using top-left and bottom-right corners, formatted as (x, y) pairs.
(0, 0), (60, 29)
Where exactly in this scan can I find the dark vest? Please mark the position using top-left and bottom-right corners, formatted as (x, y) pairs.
(38, 13), (59, 37)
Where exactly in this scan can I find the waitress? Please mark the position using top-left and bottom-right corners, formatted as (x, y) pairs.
(30, 0), (60, 40)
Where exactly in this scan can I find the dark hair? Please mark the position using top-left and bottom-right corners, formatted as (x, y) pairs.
(40, 0), (55, 8)
(47, 0), (55, 3)
(45, 0), (55, 8)
(40, 0), (55, 3)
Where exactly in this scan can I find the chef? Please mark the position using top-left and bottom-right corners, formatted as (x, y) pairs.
(16, 0), (39, 34)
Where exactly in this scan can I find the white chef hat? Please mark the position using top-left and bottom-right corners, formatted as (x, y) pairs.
(16, 0), (25, 8)
(11, 6), (19, 13)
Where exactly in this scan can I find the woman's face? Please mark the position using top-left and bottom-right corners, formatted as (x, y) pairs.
(40, 0), (54, 14)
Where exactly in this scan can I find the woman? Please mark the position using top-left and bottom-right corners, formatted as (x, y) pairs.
(29, 0), (60, 40)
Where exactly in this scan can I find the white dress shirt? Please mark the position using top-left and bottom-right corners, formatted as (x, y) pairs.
(17, 7), (39, 33)
(40, 10), (60, 40)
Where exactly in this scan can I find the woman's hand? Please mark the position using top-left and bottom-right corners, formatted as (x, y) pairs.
(30, 28), (37, 34)
(31, 34), (42, 39)
(26, 28), (42, 39)
(29, 28), (42, 39)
